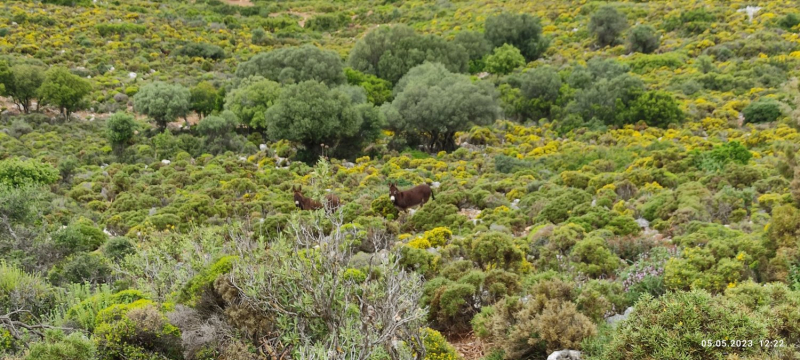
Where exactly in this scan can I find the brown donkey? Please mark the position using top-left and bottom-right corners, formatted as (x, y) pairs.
(292, 186), (341, 211)
(389, 182), (434, 211)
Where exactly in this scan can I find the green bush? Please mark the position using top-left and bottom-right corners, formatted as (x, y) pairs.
(173, 42), (225, 60)
(742, 99), (782, 124)
(570, 236), (621, 278)
(470, 232), (526, 271)
(0, 158), (59, 187)
(103, 237), (135, 261)
(177, 255), (236, 306)
(484, 44), (526, 75)
(598, 290), (769, 360)
(24, 330), (96, 360)
(94, 301), (183, 360)
(52, 219), (109, 256)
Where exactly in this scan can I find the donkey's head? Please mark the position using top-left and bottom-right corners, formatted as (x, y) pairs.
(292, 185), (305, 209)
(389, 182), (400, 203)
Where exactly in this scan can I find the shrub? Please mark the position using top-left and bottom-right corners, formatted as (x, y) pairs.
(173, 42), (225, 60)
(422, 328), (459, 360)
(103, 237), (135, 261)
(484, 44), (525, 75)
(105, 112), (136, 148)
(620, 90), (683, 128)
(626, 25), (659, 54)
(24, 330), (96, 360)
(344, 67), (393, 105)
(47, 253), (112, 286)
(494, 155), (530, 174)
(423, 278), (478, 330)
(52, 219), (108, 256)
(474, 280), (596, 358)
(742, 99), (782, 124)
(0, 158), (59, 187)
(94, 302), (183, 359)
(408, 202), (468, 232)
(589, 6), (628, 47)
(570, 236), (621, 278)
(469, 232), (525, 271)
(177, 255), (236, 306)
(777, 13), (800, 30)
(598, 290), (769, 360)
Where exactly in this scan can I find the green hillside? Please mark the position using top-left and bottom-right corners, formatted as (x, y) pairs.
(1, 0), (800, 359)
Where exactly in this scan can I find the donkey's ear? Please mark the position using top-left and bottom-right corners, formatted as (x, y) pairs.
(291, 185), (296, 192)
(298, 185), (302, 191)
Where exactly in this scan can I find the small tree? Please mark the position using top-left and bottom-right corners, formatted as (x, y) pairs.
(265, 80), (377, 160)
(621, 90), (683, 128)
(484, 13), (550, 61)
(133, 82), (191, 130)
(37, 67), (92, 118)
(383, 62), (500, 151)
(189, 81), (219, 119)
(4, 64), (45, 113)
(589, 6), (628, 47)
(105, 112), (137, 150)
(627, 25), (659, 54)
(484, 44), (526, 75)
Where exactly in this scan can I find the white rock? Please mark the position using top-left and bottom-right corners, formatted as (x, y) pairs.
(431, 181), (441, 188)
(547, 350), (582, 360)
(129, 72), (137, 79)
(259, 144), (267, 151)
(161, 159), (171, 165)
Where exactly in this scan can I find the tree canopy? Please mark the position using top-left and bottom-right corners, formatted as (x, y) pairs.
(235, 45), (345, 86)
(484, 12), (550, 61)
(133, 82), (191, 129)
(264, 80), (383, 160)
(589, 6), (628, 47)
(37, 67), (91, 118)
(224, 76), (282, 130)
(383, 62), (500, 151)
(347, 25), (469, 84)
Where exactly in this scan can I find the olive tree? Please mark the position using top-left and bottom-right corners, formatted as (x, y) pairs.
(484, 13), (550, 61)
(347, 25), (469, 84)
(105, 112), (137, 150)
(133, 82), (191, 130)
(264, 80), (383, 161)
(382, 62), (500, 151)
(2, 64), (45, 113)
(235, 45), (345, 86)
(189, 81), (220, 119)
(627, 25), (659, 54)
(37, 67), (92, 118)
(589, 6), (628, 47)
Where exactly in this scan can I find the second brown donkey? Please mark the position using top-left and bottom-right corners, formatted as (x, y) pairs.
(389, 182), (434, 211)
(292, 186), (341, 211)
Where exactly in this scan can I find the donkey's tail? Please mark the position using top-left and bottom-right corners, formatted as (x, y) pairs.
(431, 189), (435, 200)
